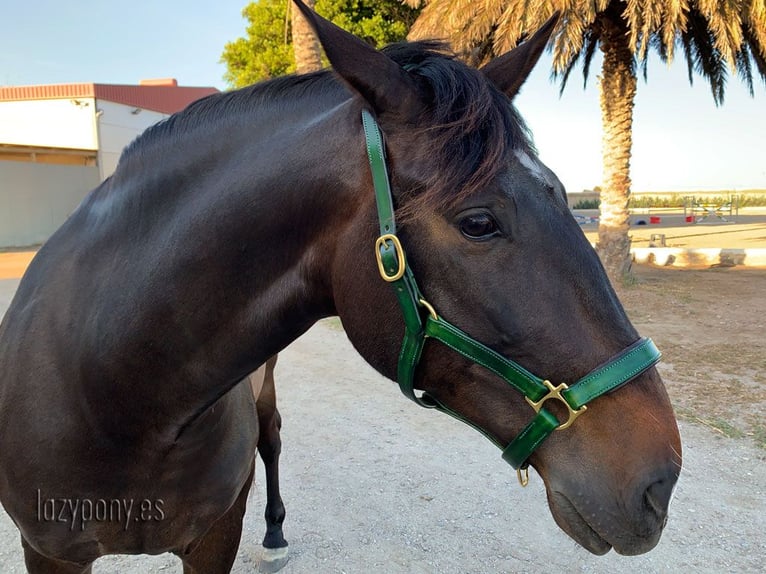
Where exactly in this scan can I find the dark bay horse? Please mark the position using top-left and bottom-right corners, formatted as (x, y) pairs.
(0, 2), (681, 571)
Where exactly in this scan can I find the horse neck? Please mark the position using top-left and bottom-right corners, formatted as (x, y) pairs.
(73, 94), (366, 437)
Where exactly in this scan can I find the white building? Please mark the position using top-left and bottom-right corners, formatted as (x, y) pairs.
(0, 80), (218, 248)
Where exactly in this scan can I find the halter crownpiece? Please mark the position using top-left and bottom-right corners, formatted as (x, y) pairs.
(361, 110), (661, 486)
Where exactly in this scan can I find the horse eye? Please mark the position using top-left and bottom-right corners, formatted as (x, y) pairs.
(459, 213), (499, 240)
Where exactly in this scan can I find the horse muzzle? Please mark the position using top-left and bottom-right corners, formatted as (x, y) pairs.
(545, 459), (680, 555)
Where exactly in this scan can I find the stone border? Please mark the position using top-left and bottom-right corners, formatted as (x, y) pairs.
(631, 247), (766, 268)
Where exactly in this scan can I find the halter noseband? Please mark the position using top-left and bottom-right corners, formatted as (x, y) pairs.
(361, 110), (660, 486)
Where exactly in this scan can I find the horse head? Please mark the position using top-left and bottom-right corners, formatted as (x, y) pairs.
(293, 0), (681, 556)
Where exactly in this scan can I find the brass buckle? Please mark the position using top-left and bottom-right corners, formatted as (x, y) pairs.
(525, 380), (587, 431)
(375, 234), (406, 282)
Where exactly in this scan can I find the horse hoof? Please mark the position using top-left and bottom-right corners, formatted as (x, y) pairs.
(258, 545), (289, 573)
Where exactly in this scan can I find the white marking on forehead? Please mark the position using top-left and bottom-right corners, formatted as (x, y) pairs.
(514, 149), (555, 188)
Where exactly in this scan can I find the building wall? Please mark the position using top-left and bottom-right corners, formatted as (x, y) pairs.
(96, 100), (168, 179)
(0, 98), (98, 150)
(0, 97), (167, 247)
(0, 160), (99, 248)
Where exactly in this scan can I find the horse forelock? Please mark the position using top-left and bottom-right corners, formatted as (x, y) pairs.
(382, 41), (535, 219)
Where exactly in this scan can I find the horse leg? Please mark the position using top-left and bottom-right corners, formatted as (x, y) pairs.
(21, 538), (93, 574)
(252, 355), (288, 573)
(176, 462), (254, 574)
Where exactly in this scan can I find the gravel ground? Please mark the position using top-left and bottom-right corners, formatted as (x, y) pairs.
(0, 278), (764, 573)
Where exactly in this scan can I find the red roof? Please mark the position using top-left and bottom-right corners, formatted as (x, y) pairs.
(0, 82), (219, 114)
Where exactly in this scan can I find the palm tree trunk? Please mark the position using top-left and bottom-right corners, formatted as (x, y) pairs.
(597, 14), (637, 282)
(291, 0), (323, 74)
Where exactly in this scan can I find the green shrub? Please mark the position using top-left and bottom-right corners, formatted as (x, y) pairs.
(573, 191), (766, 210)
(629, 194), (686, 208)
(572, 199), (600, 209)
(628, 192), (766, 209)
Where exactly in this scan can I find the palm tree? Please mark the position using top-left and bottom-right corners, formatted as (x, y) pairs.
(404, 0), (766, 281)
(292, 0), (323, 73)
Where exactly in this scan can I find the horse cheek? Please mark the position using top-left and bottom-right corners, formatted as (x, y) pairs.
(330, 221), (403, 382)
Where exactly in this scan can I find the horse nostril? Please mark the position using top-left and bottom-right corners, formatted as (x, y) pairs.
(643, 467), (678, 522)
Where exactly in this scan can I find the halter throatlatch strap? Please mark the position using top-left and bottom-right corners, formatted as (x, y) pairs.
(361, 109), (661, 482)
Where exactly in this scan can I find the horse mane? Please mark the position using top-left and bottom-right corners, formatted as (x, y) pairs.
(119, 71), (336, 163)
(121, 41), (534, 217)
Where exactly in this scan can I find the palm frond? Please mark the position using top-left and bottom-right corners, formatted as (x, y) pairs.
(735, 42), (756, 94)
(650, 27), (670, 63)
(556, 34), (583, 96)
(742, 19), (766, 87)
(624, 0), (660, 60)
(581, 30), (601, 86)
(660, 0), (692, 62)
(744, 0), (766, 60)
(408, 0), (765, 105)
(555, 28), (600, 93)
(407, 0), (456, 41)
(548, 7), (599, 74)
(698, 0), (744, 70)
(681, 6), (729, 104)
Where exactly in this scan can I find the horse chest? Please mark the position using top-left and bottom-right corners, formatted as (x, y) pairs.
(0, 378), (258, 561)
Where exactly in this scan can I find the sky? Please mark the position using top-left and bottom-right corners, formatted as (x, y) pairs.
(2, 0), (765, 194)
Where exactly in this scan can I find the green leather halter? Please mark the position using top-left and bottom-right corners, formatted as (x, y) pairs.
(361, 110), (661, 485)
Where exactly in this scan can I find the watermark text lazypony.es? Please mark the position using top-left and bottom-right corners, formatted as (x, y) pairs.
(36, 490), (165, 531)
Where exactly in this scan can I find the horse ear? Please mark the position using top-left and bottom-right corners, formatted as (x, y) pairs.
(291, 0), (421, 115)
(480, 13), (559, 99)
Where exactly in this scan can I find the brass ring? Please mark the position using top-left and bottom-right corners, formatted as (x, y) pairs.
(418, 298), (439, 320)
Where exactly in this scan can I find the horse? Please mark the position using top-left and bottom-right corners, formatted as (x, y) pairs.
(0, 1), (681, 572)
